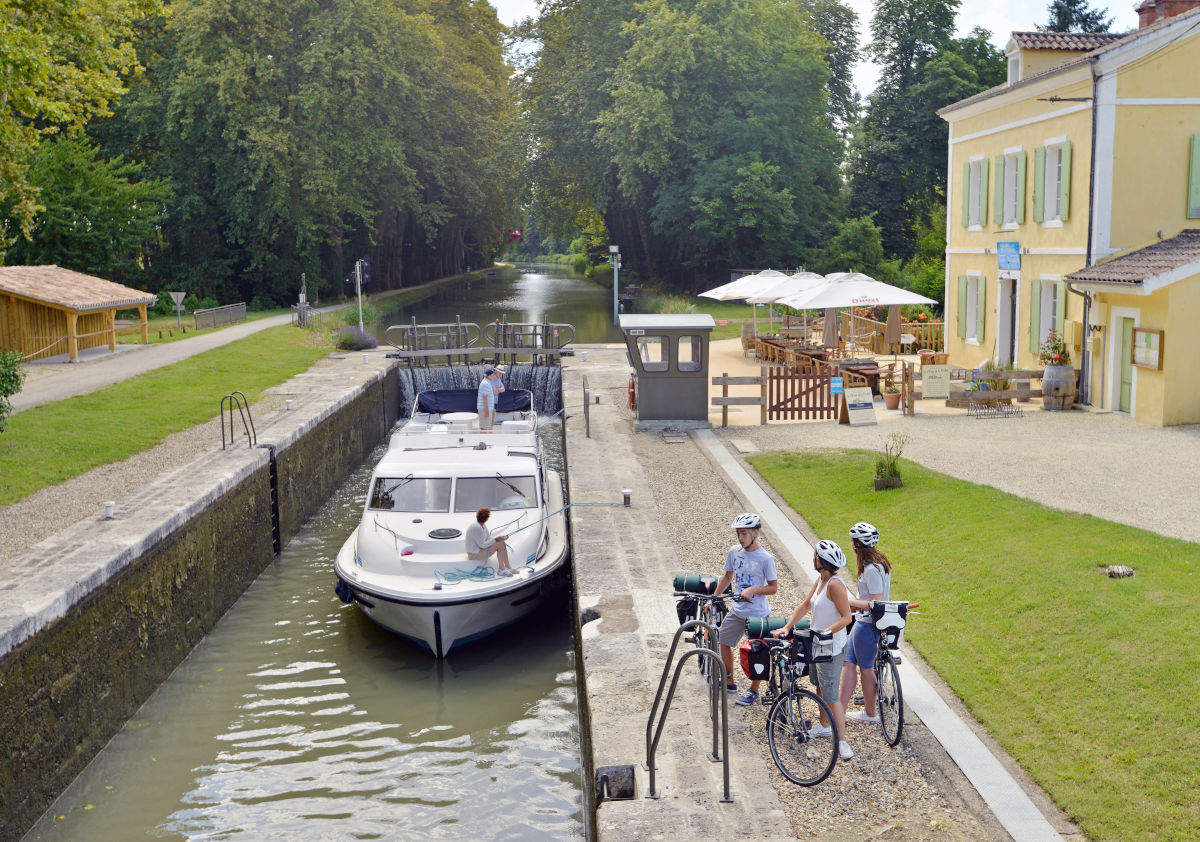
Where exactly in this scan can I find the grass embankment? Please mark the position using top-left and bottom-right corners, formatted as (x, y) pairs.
(746, 449), (1198, 842)
(0, 326), (332, 506)
(116, 309), (291, 345)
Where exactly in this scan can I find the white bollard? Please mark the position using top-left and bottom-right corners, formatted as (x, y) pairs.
(104, 501), (115, 519)
(285, 399), (294, 411)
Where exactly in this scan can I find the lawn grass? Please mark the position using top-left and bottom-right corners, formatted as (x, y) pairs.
(0, 326), (332, 506)
(115, 309), (292, 345)
(746, 448), (1200, 842)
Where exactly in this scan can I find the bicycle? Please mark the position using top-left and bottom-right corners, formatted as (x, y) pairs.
(867, 600), (911, 747)
(759, 632), (838, 786)
(674, 591), (729, 682)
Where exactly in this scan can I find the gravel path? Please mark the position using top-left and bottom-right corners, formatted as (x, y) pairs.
(632, 432), (996, 841)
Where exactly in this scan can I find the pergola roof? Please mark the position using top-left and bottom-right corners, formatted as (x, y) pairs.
(0, 265), (157, 312)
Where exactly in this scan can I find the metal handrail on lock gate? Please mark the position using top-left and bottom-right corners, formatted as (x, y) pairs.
(220, 391), (256, 449)
(645, 619), (733, 803)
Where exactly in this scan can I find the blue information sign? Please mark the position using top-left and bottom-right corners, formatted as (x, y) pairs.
(997, 241), (1021, 270)
(831, 376), (844, 395)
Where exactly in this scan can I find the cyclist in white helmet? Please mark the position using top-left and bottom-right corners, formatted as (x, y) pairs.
(774, 539), (854, 760)
(714, 513), (778, 707)
(838, 522), (891, 725)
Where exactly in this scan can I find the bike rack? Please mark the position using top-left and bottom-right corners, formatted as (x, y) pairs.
(220, 391), (256, 449)
(645, 620), (732, 803)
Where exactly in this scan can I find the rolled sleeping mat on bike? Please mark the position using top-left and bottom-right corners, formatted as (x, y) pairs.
(739, 639), (772, 681)
(745, 616), (806, 639)
(672, 572), (722, 595)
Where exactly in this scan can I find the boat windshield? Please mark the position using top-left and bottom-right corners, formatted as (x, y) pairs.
(368, 477), (451, 512)
(454, 475), (537, 512)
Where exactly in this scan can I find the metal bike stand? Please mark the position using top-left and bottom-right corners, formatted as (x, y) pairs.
(644, 620), (733, 803)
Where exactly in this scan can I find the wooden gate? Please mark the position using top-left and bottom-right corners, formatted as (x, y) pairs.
(768, 366), (836, 420)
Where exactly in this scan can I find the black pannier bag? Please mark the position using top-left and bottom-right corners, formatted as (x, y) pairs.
(676, 595), (699, 626)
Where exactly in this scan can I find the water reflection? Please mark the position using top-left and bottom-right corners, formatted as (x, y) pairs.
(24, 436), (581, 842)
(367, 265), (626, 345)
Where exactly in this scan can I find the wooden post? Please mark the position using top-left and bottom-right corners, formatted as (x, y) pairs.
(760, 364), (768, 425)
(107, 309), (116, 350)
(66, 310), (79, 361)
(722, 371), (729, 428)
(138, 304), (149, 344)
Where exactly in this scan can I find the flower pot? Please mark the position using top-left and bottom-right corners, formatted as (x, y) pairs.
(883, 391), (901, 410)
(1042, 364), (1076, 411)
(874, 475), (903, 491)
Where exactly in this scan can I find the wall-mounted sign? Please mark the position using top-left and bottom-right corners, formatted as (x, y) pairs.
(997, 241), (1021, 270)
(922, 365), (951, 399)
(1131, 327), (1163, 370)
(831, 376), (844, 395)
(629, 329), (645, 336)
(900, 333), (916, 345)
(838, 386), (877, 426)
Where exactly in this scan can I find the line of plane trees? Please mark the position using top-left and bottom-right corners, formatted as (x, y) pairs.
(1, 0), (1110, 307)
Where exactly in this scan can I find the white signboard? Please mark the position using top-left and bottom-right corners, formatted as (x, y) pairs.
(922, 365), (951, 399)
(839, 386), (877, 426)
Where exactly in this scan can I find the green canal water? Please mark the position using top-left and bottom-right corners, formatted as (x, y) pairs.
(23, 268), (593, 842)
(364, 264), (627, 345)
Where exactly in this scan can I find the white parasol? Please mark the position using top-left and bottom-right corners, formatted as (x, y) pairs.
(698, 269), (790, 334)
(775, 273), (935, 355)
(745, 272), (825, 337)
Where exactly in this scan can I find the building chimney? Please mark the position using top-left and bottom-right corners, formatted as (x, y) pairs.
(1138, 0), (1200, 27)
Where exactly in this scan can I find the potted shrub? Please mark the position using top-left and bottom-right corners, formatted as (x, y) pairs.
(882, 382), (902, 410)
(873, 433), (909, 490)
(1038, 329), (1075, 410)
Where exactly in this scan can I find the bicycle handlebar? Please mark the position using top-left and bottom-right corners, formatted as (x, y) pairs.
(673, 591), (730, 601)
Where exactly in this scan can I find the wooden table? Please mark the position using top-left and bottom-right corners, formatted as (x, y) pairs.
(838, 362), (884, 394)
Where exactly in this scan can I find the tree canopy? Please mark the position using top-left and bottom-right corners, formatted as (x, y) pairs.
(522, 0), (847, 287)
(1046, 0), (1113, 33)
(0, 0), (161, 250)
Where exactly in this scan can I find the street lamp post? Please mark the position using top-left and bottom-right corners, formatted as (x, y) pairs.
(355, 260), (364, 331)
(609, 244), (620, 323)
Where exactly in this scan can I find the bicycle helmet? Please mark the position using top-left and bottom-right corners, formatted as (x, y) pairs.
(731, 513), (762, 530)
(814, 539), (846, 569)
(849, 522), (880, 548)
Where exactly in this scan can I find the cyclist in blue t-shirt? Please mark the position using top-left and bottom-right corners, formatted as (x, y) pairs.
(714, 513), (777, 707)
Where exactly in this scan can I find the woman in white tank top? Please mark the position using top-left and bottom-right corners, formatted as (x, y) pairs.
(775, 539), (854, 761)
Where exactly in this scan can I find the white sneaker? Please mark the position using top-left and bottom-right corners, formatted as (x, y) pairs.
(809, 724), (833, 738)
(846, 710), (880, 724)
(838, 740), (854, 760)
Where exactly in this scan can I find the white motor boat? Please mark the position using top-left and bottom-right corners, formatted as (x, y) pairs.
(333, 387), (569, 657)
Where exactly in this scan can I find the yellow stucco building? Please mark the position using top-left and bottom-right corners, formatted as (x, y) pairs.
(940, 2), (1200, 425)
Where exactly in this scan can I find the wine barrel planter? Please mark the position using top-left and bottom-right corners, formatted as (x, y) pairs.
(874, 475), (903, 491)
(1041, 364), (1076, 410)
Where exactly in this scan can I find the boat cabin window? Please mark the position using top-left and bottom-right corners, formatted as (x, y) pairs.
(454, 475), (537, 512)
(368, 477), (451, 512)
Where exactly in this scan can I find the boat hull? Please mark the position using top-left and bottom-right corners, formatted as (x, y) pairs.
(335, 471), (569, 657)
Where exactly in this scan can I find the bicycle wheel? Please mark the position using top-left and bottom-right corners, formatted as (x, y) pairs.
(876, 653), (904, 746)
(766, 688), (837, 786)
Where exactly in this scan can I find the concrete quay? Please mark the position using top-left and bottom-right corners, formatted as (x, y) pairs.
(0, 350), (401, 841)
(562, 346), (1070, 842)
(562, 347), (795, 841)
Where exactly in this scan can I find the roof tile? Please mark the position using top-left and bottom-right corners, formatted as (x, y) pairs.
(1065, 229), (1200, 284)
(1010, 31), (1125, 51)
(0, 265), (157, 311)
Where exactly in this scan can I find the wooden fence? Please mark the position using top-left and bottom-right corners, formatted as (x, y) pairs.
(712, 365), (840, 425)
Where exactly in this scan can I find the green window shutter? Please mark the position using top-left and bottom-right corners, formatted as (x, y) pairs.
(994, 155), (1005, 223)
(978, 157), (989, 226)
(1188, 134), (1200, 218)
(957, 275), (968, 338)
(976, 278), (987, 342)
(1059, 140), (1071, 221)
(962, 162), (971, 227)
(1029, 278), (1042, 354)
(1033, 146), (1045, 223)
(1056, 282), (1067, 337)
(1016, 151), (1027, 224)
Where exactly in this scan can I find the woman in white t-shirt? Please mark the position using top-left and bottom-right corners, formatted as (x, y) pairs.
(775, 539), (854, 761)
(838, 522), (891, 723)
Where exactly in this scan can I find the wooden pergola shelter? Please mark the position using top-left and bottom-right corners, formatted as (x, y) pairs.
(0, 265), (157, 362)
